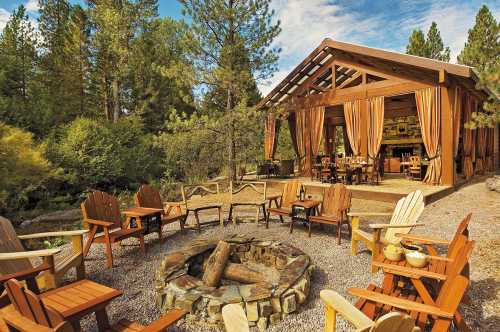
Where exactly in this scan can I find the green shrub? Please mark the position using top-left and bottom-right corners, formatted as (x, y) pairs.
(0, 122), (56, 213)
(46, 117), (162, 192)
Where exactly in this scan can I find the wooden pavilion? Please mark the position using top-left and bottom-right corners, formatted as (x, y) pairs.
(260, 39), (499, 187)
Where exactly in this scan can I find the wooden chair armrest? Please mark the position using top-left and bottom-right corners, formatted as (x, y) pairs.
(348, 288), (454, 318)
(348, 212), (393, 217)
(141, 309), (188, 332)
(18, 230), (88, 240)
(84, 219), (115, 227)
(397, 233), (451, 245)
(0, 263), (51, 283)
(0, 249), (60, 261)
(369, 223), (424, 229)
(320, 290), (373, 329)
(427, 255), (453, 262)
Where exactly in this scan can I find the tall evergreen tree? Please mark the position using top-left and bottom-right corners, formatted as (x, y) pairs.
(178, 0), (281, 180)
(0, 5), (40, 133)
(458, 5), (499, 127)
(406, 22), (450, 62)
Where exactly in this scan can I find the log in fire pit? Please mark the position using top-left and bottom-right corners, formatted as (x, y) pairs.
(155, 235), (313, 330)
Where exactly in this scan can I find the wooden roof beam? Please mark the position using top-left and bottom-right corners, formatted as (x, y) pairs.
(337, 71), (362, 89)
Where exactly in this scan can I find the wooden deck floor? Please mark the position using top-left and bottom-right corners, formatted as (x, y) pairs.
(253, 174), (455, 204)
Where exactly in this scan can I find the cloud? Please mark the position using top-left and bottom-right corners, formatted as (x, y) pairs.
(0, 8), (10, 32)
(25, 0), (39, 12)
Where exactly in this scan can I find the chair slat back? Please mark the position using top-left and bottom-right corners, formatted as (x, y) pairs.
(369, 312), (420, 332)
(281, 180), (300, 209)
(4, 279), (65, 329)
(230, 181), (266, 203)
(435, 275), (469, 318)
(321, 184), (351, 217)
(385, 190), (424, 244)
(0, 217), (33, 276)
(448, 214), (471, 254)
(409, 156), (421, 168)
(80, 191), (121, 230)
(445, 238), (474, 280)
(135, 184), (163, 210)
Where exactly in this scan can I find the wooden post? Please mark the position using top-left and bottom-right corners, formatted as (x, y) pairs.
(202, 241), (231, 287)
(440, 78), (454, 186)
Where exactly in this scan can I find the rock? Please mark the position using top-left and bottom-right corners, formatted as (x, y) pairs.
(246, 301), (259, 322)
(257, 317), (268, 331)
(486, 176), (500, 193)
(282, 294), (297, 313)
(239, 283), (272, 302)
(269, 312), (281, 325)
(270, 297), (281, 313)
(206, 285), (242, 304)
(170, 275), (203, 294)
(207, 300), (222, 319)
(275, 255), (288, 269)
(258, 300), (273, 317)
(276, 255), (310, 296)
(19, 208), (81, 228)
(175, 292), (201, 312)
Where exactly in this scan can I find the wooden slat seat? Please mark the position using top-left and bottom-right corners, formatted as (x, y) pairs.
(81, 191), (145, 268)
(266, 207), (290, 216)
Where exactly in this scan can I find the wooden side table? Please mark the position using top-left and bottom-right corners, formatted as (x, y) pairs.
(122, 207), (163, 239)
(290, 200), (321, 234)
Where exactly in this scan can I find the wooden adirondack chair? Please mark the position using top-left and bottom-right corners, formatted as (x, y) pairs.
(349, 190), (424, 272)
(321, 290), (420, 332)
(222, 303), (250, 332)
(0, 278), (187, 332)
(349, 270), (471, 331)
(81, 191), (145, 268)
(134, 184), (187, 241)
(0, 216), (87, 292)
(181, 183), (224, 231)
(228, 181), (267, 224)
(309, 183), (352, 244)
(265, 180), (301, 228)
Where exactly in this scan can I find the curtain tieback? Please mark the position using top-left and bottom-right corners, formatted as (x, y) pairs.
(428, 152), (442, 161)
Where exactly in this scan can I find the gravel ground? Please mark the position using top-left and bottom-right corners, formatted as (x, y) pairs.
(71, 180), (499, 331)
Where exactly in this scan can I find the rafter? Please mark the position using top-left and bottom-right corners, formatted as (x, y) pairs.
(337, 71), (362, 89)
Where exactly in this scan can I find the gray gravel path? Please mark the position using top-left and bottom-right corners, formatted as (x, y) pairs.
(73, 180), (498, 331)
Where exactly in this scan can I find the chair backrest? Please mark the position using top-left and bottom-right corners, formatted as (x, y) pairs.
(222, 303), (249, 332)
(181, 182), (220, 209)
(281, 180), (300, 209)
(0, 217), (33, 276)
(80, 191), (121, 230)
(230, 181), (266, 203)
(367, 312), (420, 332)
(321, 184), (351, 217)
(409, 156), (421, 168)
(135, 184), (163, 210)
(3, 279), (71, 332)
(448, 213), (471, 254)
(279, 160), (294, 176)
(384, 190), (425, 244)
(445, 237), (474, 279)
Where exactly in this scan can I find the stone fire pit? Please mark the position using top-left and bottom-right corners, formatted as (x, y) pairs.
(155, 235), (313, 330)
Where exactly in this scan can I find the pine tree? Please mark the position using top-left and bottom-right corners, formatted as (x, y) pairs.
(178, 0), (281, 180)
(406, 22), (450, 62)
(458, 5), (499, 127)
(406, 29), (426, 57)
(0, 5), (40, 133)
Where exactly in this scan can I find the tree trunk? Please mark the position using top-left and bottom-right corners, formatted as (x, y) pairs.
(223, 263), (265, 284)
(227, 88), (236, 181)
(112, 78), (120, 123)
(103, 75), (110, 121)
(202, 241), (231, 287)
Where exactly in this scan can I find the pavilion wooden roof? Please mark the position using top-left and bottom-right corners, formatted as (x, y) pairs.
(258, 38), (493, 110)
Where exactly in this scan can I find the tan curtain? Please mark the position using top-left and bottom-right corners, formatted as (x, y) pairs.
(264, 113), (279, 160)
(462, 94), (475, 179)
(343, 100), (362, 156)
(415, 87), (442, 185)
(453, 87), (462, 157)
(475, 127), (487, 174)
(296, 109), (311, 175)
(310, 106), (325, 160)
(486, 128), (495, 171)
(288, 113), (299, 158)
(367, 96), (385, 160)
(324, 125), (336, 155)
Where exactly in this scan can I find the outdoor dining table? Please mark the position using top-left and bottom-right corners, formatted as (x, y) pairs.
(289, 199), (321, 234)
(122, 206), (163, 236)
(39, 279), (122, 331)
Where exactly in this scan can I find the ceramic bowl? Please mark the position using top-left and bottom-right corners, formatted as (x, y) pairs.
(402, 243), (424, 255)
(383, 245), (404, 261)
(406, 251), (428, 268)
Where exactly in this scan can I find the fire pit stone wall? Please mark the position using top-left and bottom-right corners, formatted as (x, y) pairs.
(155, 235), (314, 330)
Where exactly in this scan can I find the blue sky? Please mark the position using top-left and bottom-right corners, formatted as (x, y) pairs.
(1, 0), (498, 95)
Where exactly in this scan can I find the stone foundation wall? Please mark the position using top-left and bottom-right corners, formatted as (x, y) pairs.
(155, 236), (313, 330)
